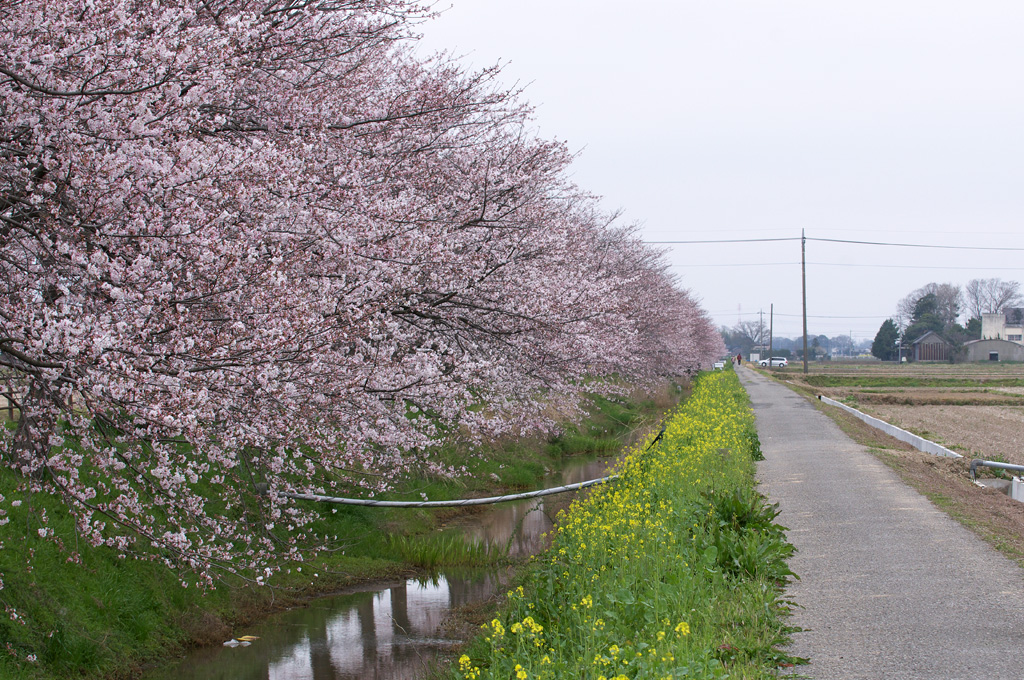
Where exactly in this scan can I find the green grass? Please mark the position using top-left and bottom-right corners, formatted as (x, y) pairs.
(0, 471), (243, 679)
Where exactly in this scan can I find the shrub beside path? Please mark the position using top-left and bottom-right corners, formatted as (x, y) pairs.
(738, 366), (1024, 679)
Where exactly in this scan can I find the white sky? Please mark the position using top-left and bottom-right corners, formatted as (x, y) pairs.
(415, 1), (1024, 342)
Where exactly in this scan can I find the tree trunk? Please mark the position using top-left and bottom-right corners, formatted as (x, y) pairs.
(8, 382), (54, 478)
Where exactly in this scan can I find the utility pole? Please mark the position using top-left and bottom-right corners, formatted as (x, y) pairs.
(769, 304), (774, 362)
(802, 229), (808, 374)
(759, 309), (764, 355)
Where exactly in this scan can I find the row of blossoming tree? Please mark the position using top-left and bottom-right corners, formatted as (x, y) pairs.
(0, 0), (724, 579)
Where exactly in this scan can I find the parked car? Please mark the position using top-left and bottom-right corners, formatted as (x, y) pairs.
(759, 357), (788, 367)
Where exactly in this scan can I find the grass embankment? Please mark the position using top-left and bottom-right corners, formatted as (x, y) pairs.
(451, 371), (800, 680)
(0, 386), (679, 680)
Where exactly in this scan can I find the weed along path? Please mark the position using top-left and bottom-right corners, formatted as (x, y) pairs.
(454, 371), (798, 679)
(738, 366), (1024, 679)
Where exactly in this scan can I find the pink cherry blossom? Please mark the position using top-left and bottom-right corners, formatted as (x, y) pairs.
(1, 0), (724, 581)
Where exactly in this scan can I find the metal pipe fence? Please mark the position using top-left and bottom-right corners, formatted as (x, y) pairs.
(279, 474), (621, 507)
(969, 459), (1024, 482)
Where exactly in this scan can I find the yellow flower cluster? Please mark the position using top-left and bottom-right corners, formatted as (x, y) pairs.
(458, 654), (481, 680)
(483, 618), (504, 643)
(458, 372), (773, 679)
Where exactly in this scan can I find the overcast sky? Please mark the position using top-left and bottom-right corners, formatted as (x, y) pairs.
(415, 1), (1024, 342)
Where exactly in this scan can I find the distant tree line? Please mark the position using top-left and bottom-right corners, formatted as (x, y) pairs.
(720, 324), (867, 361)
(720, 277), (1024, 364)
(870, 278), (1022, 361)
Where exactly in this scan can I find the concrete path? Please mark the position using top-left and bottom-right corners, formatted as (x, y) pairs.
(737, 367), (1024, 679)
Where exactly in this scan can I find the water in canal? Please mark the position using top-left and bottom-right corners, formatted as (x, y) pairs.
(145, 457), (613, 680)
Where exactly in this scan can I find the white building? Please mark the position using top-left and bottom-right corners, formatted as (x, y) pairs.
(981, 309), (1024, 343)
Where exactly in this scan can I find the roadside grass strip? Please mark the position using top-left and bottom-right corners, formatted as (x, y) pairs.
(454, 371), (800, 679)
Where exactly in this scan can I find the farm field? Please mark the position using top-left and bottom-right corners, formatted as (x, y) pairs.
(772, 361), (1024, 464)
(759, 361), (1024, 567)
(779, 361), (1024, 380)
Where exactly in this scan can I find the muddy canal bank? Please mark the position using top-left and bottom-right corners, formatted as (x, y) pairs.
(143, 458), (614, 680)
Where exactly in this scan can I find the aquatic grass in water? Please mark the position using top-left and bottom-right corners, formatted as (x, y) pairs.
(453, 371), (802, 679)
(386, 533), (504, 569)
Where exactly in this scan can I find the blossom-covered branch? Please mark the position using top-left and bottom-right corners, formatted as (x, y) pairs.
(0, 0), (724, 579)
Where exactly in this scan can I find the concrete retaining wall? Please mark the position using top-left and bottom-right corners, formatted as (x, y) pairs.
(818, 396), (962, 459)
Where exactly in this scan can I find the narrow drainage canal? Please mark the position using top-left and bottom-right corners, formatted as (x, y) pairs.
(144, 456), (613, 680)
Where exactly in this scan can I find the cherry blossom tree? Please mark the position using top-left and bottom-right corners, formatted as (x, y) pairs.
(1, 0), (724, 579)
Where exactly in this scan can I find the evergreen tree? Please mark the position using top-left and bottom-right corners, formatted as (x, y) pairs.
(872, 319), (900, 361)
(901, 293), (946, 343)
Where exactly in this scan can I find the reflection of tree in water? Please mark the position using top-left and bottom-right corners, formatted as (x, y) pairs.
(260, 578), (478, 679)
(459, 458), (613, 558)
(152, 576), (502, 679)
(446, 571), (503, 609)
(475, 499), (551, 558)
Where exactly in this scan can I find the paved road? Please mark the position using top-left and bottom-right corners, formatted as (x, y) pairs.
(738, 367), (1024, 679)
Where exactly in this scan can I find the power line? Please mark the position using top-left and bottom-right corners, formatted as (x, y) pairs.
(647, 237), (800, 244)
(807, 237), (1024, 251)
(774, 313), (889, 319)
(672, 262), (1024, 270)
(689, 233), (1022, 337)
(719, 310), (889, 320)
(808, 262), (1024, 270)
(654, 227), (1024, 237)
(669, 262), (797, 267)
(812, 228), (1024, 237)
(647, 236), (1024, 251)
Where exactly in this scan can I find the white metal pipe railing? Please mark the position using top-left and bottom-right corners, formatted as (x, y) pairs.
(276, 475), (620, 507)
(969, 459), (1024, 482)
